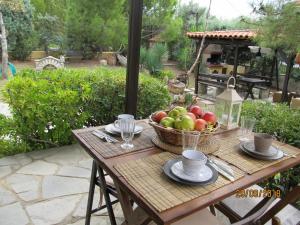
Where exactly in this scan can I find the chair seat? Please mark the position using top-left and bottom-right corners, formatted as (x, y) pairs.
(221, 185), (300, 225)
(149, 208), (223, 225)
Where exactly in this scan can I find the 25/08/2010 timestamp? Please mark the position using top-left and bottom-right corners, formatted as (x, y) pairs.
(235, 189), (281, 198)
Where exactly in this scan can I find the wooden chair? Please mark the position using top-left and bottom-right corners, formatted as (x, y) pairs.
(214, 185), (300, 225)
(146, 196), (276, 225)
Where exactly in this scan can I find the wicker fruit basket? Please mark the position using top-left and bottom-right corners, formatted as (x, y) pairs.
(149, 113), (219, 146)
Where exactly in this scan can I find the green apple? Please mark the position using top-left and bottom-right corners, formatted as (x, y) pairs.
(168, 106), (187, 119)
(160, 117), (175, 128)
(174, 115), (195, 131)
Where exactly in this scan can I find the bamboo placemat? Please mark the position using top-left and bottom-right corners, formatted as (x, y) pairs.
(78, 122), (155, 158)
(115, 152), (244, 212)
(213, 134), (300, 174)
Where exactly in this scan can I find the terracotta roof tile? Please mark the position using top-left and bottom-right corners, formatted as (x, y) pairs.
(187, 30), (256, 40)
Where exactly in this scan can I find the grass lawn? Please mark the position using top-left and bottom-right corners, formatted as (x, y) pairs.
(0, 79), (8, 101)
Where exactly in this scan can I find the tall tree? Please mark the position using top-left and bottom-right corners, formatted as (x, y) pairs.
(66, 0), (127, 59)
(0, 0), (36, 60)
(252, 0), (300, 101)
(0, 12), (8, 80)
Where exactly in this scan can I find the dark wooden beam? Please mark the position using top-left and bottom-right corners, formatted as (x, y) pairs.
(233, 45), (239, 77)
(189, 37), (254, 47)
(125, 0), (143, 116)
(194, 41), (201, 95)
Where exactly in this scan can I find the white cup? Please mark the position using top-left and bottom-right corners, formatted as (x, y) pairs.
(182, 150), (207, 176)
(114, 114), (134, 128)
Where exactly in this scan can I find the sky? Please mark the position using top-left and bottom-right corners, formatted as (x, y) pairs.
(180, 0), (254, 20)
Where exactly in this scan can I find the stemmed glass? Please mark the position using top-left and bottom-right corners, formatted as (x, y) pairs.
(239, 116), (256, 142)
(119, 118), (135, 150)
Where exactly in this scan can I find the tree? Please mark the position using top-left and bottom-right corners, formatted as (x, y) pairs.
(34, 13), (63, 54)
(252, 0), (300, 101)
(66, 0), (128, 59)
(0, 0), (36, 60)
(142, 0), (178, 41)
(0, 12), (8, 79)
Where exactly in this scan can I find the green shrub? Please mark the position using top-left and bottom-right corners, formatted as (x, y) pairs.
(140, 44), (168, 75)
(241, 101), (300, 147)
(242, 100), (300, 208)
(152, 70), (175, 80)
(1, 67), (171, 153)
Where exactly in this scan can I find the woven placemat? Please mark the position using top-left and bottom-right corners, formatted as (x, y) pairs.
(152, 135), (220, 155)
(213, 134), (300, 174)
(115, 152), (244, 212)
(78, 122), (155, 158)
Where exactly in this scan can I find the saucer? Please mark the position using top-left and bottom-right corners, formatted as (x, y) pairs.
(105, 124), (143, 135)
(240, 143), (284, 160)
(242, 141), (278, 157)
(163, 159), (218, 186)
(171, 160), (213, 182)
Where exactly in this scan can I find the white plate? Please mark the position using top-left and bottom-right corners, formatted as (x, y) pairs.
(240, 144), (284, 160)
(170, 161), (213, 182)
(105, 123), (143, 135)
(242, 141), (278, 157)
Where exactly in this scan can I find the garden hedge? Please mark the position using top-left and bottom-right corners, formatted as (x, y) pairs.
(1, 67), (171, 152)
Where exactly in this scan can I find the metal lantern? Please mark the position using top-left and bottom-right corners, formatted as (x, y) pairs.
(215, 76), (243, 130)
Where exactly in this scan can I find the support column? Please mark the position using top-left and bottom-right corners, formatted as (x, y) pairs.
(125, 0), (143, 117)
(194, 41), (200, 95)
(233, 45), (239, 77)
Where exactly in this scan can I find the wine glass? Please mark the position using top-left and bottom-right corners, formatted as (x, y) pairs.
(119, 118), (135, 150)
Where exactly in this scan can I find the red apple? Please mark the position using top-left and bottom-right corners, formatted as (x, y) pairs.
(186, 112), (196, 122)
(153, 111), (167, 123)
(195, 119), (207, 131)
(189, 105), (203, 118)
(202, 112), (217, 125)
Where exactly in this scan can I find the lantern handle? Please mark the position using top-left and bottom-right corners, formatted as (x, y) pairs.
(227, 76), (236, 88)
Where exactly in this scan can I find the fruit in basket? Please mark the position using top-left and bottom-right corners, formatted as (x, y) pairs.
(174, 115), (195, 131)
(160, 117), (175, 128)
(186, 112), (196, 122)
(153, 111), (167, 123)
(168, 106), (187, 119)
(195, 119), (207, 131)
(202, 112), (217, 125)
(189, 105), (203, 118)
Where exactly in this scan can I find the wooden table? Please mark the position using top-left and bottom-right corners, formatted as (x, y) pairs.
(198, 73), (267, 99)
(73, 125), (300, 225)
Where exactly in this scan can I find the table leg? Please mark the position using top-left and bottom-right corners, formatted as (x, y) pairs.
(115, 182), (149, 225)
(85, 160), (97, 225)
(244, 84), (255, 100)
(97, 165), (117, 225)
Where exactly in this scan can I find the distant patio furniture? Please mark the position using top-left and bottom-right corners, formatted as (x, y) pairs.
(73, 121), (300, 225)
(196, 73), (268, 100)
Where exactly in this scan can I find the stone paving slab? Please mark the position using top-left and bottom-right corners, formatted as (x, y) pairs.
(0, 186), (16, 206)
(0, 202), (29, 225)
(42, 175), (89, 199)
(58, 166), (90, 178)
(0, 165), (12, 178)
(26, 195), (81, 225)
(17, 160), (58, 176)
(5, 174), (40, 201)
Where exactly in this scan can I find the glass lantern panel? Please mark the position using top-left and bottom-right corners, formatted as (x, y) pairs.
(215, 100), (231, 125)
(231, 103), (241, 125)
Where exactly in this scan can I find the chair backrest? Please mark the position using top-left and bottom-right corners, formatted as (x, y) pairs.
(232, 197), (276, 225)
